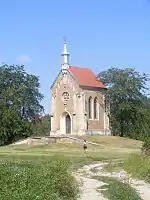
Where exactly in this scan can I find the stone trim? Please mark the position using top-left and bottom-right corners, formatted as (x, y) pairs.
(87, 129), (111, 135)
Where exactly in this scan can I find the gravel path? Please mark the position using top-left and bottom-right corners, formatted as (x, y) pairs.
(76, 162), (150, 200)
(76, 168), (107, 200)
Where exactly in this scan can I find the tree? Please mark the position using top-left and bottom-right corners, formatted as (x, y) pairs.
(31, 114), (51, 136)
(0, 64), (44, 145)
(98, 67), (150, 139)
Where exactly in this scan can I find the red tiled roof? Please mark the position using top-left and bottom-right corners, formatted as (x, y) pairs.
(69, 66), (106, 88)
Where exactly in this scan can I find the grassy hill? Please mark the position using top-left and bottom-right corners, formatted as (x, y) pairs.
(76, 135), (142, 149)
(0, 135), (143, 200)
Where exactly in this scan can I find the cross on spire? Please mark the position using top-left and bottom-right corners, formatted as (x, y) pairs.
(63, 36), (67, 43)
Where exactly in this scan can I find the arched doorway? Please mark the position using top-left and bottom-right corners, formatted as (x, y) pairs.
(65, 114), (71, 134)
(60, 112), (71, 134)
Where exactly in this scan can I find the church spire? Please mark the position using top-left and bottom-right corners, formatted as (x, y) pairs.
(61, 39), (70, 70)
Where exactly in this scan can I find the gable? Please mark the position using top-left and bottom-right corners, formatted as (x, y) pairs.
(50, 69), (79, 91)
(50, 66), (106, 94)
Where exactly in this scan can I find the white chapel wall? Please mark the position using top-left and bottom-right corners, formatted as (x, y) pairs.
(51, 70), (81, 135)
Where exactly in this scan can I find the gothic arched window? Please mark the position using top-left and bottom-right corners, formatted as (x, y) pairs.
(88, 96), (92, 119)
(94, 97), (99, 119)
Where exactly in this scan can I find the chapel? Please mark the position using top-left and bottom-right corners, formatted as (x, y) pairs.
(50, 42), (110, 136)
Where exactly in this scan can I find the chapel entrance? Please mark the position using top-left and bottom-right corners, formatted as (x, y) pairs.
(65, 114), (71, 134)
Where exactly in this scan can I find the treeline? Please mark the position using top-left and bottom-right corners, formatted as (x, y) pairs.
(0, 64), (150, 148)
(31, 114), (51, 136)
(98, 68), (150, 153)
(0, 64), (50, 145)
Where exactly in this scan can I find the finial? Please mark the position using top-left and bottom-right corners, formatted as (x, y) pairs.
(63, 36), (67, 44)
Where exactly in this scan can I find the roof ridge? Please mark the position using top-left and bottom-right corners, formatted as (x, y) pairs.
(70, 65), (92, 70)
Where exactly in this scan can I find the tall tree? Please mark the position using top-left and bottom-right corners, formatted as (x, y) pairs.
(0, 64), (44, 145)
(98, 67), (150, 139)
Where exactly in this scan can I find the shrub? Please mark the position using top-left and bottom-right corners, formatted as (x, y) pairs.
(141, 136), (150, 156)
(124, 153), (150, 183)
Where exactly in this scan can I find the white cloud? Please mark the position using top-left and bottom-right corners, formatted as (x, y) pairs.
(17, 54), (32, 63)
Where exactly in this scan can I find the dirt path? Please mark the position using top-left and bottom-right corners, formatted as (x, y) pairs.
(76, 165), (107, 200)
(76, 162), (150, 200)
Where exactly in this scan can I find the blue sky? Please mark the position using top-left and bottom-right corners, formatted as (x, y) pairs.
(0, 0), (150, 114)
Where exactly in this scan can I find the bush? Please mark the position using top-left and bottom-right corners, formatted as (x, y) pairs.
(141, 137), (150, 156)
(124, 153), (150, 183)
(0, 159), (79, 200)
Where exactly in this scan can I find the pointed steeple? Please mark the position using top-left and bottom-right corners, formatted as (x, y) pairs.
(61, 39), (70, 70)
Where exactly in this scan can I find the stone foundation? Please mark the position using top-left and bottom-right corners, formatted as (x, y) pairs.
(51, 129), (111, 136)
(87, 129), (111, 135)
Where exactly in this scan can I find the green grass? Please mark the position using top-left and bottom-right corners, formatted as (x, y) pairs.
(0, 137), (143, 200)
(76, 135), (142, 149)
(0, 142), (134, 170)
(124, 153), (150, 183)
(101, 153), (150, 184)
(0, 158), (79, 200)
(0, 144), (130, 200)
(92, 175), (141, 200)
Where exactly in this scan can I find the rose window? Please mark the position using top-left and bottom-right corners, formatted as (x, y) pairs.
(62, 92), (70, 106)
